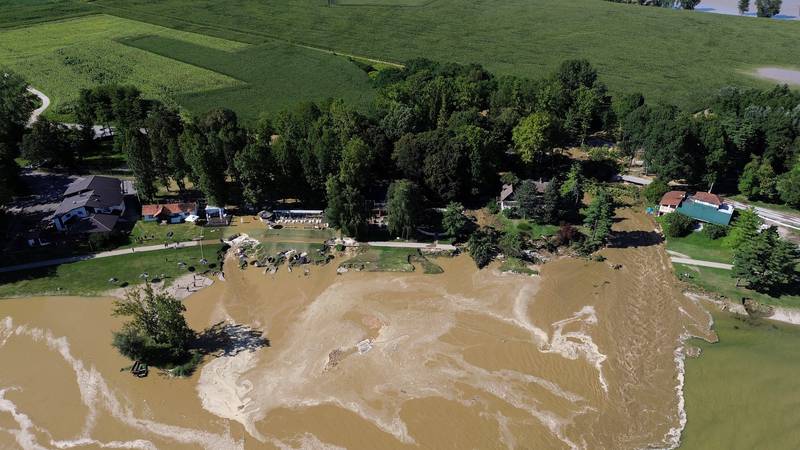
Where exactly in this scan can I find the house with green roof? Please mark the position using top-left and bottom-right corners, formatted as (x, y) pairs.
(675, 192), (734, 226)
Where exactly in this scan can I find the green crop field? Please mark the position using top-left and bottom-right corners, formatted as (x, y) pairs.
(91, 0), (800, 109)
(2, 0), (799, 120)
(0, 14), (374, 121)
(0, 0), (94, 29)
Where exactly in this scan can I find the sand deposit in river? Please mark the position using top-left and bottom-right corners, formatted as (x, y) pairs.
(0, 208), (715, 449)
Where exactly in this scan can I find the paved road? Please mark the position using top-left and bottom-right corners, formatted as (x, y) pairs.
(0, 241), (202, 274)
(670, 256), (733, 270)
(726, 199), (800, 231)
(366, 241), (457, 251)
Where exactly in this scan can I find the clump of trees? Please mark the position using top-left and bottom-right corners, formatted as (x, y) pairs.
(617, 85), (799, 209)
(733, 226), (798, 293)
(755, 0), (782, 17)
(661, 211), (695, 237)
(112, 283), (196, 370)
(0, 70), (35, 205)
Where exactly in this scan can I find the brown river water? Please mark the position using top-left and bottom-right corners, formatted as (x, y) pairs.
(0, 209), (715, 449)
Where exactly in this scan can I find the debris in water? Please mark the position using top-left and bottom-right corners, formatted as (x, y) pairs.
(356, 339), (373, 354)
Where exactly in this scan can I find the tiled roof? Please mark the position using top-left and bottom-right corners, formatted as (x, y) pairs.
(690, 192), (722, 206)
(142, 203), (195, 217)
(659, 191), (686, 207)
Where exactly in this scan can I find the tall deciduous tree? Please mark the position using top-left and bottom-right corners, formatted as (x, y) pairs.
(386, 179), (419, 239)
(118, 127), (157, 201)
(442, 201), (467, 239)
(755, 0), (781, 17)
(21, 119), (76, 168)
(145, 106), (185, 189)
(738, 0), (750, 14)
(112, 283), (194, 363)
(234, 139), (275, 207)
(777, 162), (800, 207)
(512, 111), (554, 165)
(325, 176), (369, 239)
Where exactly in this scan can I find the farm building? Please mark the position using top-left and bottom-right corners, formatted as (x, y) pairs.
(676, 192), (734, 226)
(658, 191), (734, 226)
(141, 203), (197, 223)
(52, 175), (127, 233)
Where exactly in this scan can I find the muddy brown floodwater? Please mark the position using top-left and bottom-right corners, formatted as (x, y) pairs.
(0, 208), (715, 449)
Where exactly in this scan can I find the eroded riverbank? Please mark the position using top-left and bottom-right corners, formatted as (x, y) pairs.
(0, 208), (717, 449)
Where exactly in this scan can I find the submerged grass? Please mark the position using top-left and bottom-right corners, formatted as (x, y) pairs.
(499, 257), (538, 276)
(341, 246), (443, 273)
(682, 310), (800, 450)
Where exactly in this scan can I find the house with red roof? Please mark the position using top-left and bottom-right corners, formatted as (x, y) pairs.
(657, 191), (687, 216)
(657, 191), (734, 226)
(141, 202), (197, 224)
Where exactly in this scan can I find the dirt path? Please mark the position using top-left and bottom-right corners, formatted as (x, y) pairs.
(25, 87), (50, 126)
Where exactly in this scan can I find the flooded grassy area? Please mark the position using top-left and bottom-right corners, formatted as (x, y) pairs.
(675, 263), (800, 308)
(682, 309), (800, 449)
(0, 244), (223, 297)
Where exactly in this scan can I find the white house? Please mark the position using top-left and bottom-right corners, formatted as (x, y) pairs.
(52, 176), (126, 233)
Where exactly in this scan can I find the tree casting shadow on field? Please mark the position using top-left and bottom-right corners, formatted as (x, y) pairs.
(193, 321), (270, 358)
(607, 230), (663, 249)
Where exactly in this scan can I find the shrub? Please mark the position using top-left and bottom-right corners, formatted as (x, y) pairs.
(642, 178), (670, 205)
(554, 224), (580, 247)
(702, 223), (728, 240)
(486, 199), (500, 215)
(662, 212), (694, 238)
(467, 229), (497, 268)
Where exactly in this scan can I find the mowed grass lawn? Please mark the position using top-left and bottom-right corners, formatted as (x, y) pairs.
(127, 221), (224, 247)
(94, 0), (800, 108)
(0, 14), (375, 121)
(0, 244), (223, 298)
(664, 232), (733, 264)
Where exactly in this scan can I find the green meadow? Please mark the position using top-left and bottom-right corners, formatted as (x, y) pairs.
(3, 0), (800, 119)
(0, 14), (374, 121)
(92, 0), (800, 108)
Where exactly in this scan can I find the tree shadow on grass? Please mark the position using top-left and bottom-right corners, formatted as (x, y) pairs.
(192, 321), (270, 358)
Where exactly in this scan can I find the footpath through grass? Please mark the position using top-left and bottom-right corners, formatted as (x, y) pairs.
(682, 310), (800, 450)
(0, 244), (223, 298)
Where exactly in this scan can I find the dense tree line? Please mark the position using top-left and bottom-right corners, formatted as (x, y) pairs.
(617, 85), (800, 207)
(0, 70), (35, 205)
